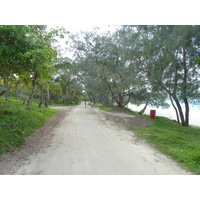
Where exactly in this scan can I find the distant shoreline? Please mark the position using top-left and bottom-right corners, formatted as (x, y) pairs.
(128, 102), (200, 127)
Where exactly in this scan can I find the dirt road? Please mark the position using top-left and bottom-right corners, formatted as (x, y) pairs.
(3, 104), (189, 175)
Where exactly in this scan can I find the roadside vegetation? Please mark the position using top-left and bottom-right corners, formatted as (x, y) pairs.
(0, 25), (83, 109)
(70, 26), (200, 127)
(1, 25), (200, 173)
(99, 105), (139, 115)
(131, 116), (200, 174)
(100, 105), (200, 174)
(50, 102), (81, 106)
(0, 99), (60, 155)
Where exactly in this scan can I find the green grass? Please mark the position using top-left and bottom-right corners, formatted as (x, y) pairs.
(99, 104), (200, 174)
(131, 116), (200, 174)
(50, 101), (80, 106)
(99, 105), (139, 115)
(0, 99), (60, 155)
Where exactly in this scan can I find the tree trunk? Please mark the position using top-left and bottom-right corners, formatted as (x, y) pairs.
(38, 88), (44, 108)
(44, 92), (48, 108)
(30, 95), (33, 105)
(88, 94), (92, 103)
(122, 95), (131, 107)
(49, 90), (51, 105)
(138, 100), (149, 115)
(19, 88), (24, 101)
(172, 94), (186, 126)
(107, 82), (121, 107)
(111, 96), (114, 106)
(24, 74), (37, 109)
(183, 48), (189, 127)
(46, 88), (50, 105)
(62, 88), (67, 104)
(162, 75), (185, 126)
(117, 101), (123, 107)
(169, 94), (180, 123)
(0, 79), (14, 96)
(184, 98), (189, 127)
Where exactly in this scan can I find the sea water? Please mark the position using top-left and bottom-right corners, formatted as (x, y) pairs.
(128, 102), (200, 127)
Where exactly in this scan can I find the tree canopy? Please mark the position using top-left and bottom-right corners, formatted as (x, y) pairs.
(1, 25), (200, 126)
(69, 25), (200, 126)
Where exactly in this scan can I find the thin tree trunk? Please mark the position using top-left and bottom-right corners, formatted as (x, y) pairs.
(49, 90), (51, 105)
(122, 95), (131, 107)
(24, 74), (37, 109)
(111, 96), (114, 106)
(172, 94), (186, 126)
(38, 88), (44, 108)
(62, 87), (66, 104)
(184, 98), (189, 126)
(107, 82), (121, 107)
(30, 95), (33, 105)
(44, 91), (49, 108)
(0, 79), (14, 96)
(138, 100), (149, 115)
(19, 88), (24, 101)
(183, 48), (189, 126)
(161, 66), (184, 125)
(46, 88), (50, 106)
(169, 94), (180, 123)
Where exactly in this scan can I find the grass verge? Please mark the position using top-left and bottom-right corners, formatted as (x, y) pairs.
(99, 105), (139, 115)
(50, 101), (80, 106)
(0, 99), (60, 155)
(131, 116), (200, 174)
(99, 105), (200, 174)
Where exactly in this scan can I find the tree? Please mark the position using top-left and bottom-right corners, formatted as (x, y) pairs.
(23, 26), (61, 109)
(137, 25), (200, 126)
(53, 58), (83, 104)
(0, 25), (32, 96)
(70, 28), (143, 107)
(69, 25), (200, 127)
(0, 25), (69, 109)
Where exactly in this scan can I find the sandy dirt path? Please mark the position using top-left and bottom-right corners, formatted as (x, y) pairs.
(11, 104), (189, 175)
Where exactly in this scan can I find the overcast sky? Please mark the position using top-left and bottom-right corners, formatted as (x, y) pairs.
(49, 25), (118, 34)
(49, 25), (119, 59)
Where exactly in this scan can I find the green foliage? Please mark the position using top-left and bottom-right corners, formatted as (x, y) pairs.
(0, 25), (56, 77)
(0, 100), (59, 155)
(53, 57), (83, 104)
(131, 116), (200, 174)
(50, 101), (80, 106)
(138, 25), (200, 126)
(0, 25), (63, 104)
(70, 29), (136, 107)
(70, 26), (171, 108)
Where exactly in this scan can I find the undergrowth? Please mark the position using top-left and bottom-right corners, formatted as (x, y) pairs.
(0, 99), (59, 155)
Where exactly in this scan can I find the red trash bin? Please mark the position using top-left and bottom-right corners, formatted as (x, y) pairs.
(150, 110), (156, 119)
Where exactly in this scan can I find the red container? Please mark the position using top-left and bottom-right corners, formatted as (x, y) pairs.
(150, 110), (156, 119)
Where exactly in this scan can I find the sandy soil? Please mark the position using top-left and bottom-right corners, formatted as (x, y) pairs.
(0, 106), (74, 175)
(0, 104), (190, 175)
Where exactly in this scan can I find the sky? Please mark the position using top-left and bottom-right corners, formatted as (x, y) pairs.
(49, 25), (119, 59)
(49, 25), (118, 34)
